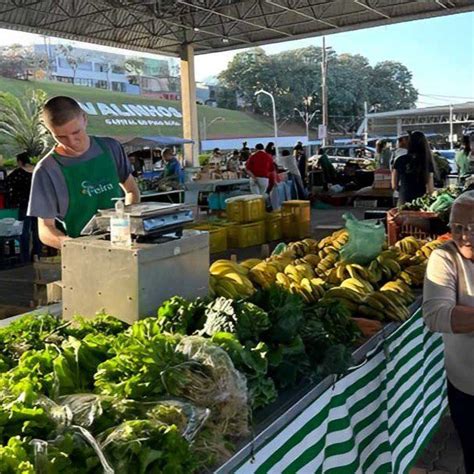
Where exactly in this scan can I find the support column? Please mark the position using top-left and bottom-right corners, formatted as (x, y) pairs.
(396, 118), (402, 137)
(180, 44), (200, 167)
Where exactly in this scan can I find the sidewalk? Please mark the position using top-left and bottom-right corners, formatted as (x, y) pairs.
(411, 414), (464, 474)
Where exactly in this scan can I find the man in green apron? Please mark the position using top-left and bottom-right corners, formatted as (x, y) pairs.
(28, 96), (140, 248)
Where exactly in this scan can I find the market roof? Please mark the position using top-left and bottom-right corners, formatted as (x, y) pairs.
(1, 0), (473, 57)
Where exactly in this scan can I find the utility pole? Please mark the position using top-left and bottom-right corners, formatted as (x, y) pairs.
(321, 37), (329, 147)
(255, 89), (279, 158)
(363, 101), (368, 145)
(449, 103), (454, 149)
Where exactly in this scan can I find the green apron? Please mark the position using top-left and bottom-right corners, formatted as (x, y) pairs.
(53, 138), (123, 237)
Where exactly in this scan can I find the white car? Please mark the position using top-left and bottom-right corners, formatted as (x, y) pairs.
(309, 145), (376, 170)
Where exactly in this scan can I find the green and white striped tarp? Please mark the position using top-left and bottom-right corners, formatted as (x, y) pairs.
(230, 309), (446, 473)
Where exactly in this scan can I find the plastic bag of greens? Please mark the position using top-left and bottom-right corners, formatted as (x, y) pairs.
(175, 336), (250, 438)
(58, 393), (209, 442)
(340, 213), (385, 265)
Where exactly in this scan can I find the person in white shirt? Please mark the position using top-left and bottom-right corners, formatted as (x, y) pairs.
(279, 149), (306, 199)
(423, 191), (474, 474)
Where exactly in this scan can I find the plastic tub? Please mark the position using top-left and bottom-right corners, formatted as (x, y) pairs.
(282, 200), (311, 223)
(225, 195), (265, 223)
(227, 221), (266, 248)
(265, 212), (282, 242)
(192, 224), (227, 253)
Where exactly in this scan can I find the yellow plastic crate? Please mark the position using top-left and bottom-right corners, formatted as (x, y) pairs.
(227, 221), (266, 248)
(265, 212), (282, 242)
(282, 200), (311, 223)
(192, 225), (227, 253)
(282, 214), (310, 240)
(225, 195), (266, 223)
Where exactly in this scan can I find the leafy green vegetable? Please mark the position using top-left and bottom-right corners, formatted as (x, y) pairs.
(0, 437), (34, 474)
(99, 420), (197, 474)
(64, 313), (128, 339)
(157, 297), (208, 334)
(0, 314), (60, 367)
(211, 332), (276, 409)
(201, 297), (270, 344)
(250, 286), (304, 344)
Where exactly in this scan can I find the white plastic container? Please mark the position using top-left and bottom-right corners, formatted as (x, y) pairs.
(110, 198), (132, 248)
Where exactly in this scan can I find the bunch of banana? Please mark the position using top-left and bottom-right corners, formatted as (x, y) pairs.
(240, 258), (263, 270)
(287, 277), (326, 303)
(340, 277), (374, 295)
(416, 239), (444, 260)
(367, 259), (384, 284)
(301, 253), (321, 267)
(395, 236), (421, 255)
(359, 290), (409, 322)
(210, 259), (249, 277)
(320, 286), (364, 313)
(209, 273), (255, 299)
(318, 246), (338, 260)
(399, 263), (426, 287)
(302, 238), (320, 254)
(375, 252), (402, 280)
(283, 262), (314, 283)
(249, 261), (279, 288)
(318, 229), (348, 250)
(287, 240), (311, 258)
(380, 279), (415, 305)
(268, 255), (294, 272)
(316, 252), (338, 276)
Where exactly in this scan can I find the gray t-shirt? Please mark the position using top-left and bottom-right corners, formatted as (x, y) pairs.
(28, 137), (132, 220)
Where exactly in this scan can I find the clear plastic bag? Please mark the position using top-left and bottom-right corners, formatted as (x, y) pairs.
(340, 212), (385, 265)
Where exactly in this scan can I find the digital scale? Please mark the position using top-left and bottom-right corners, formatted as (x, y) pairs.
(83, 202), (194, 240)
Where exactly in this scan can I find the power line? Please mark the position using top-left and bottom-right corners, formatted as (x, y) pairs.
(419, 93), (474, 100)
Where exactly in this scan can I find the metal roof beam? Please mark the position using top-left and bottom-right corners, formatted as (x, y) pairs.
(265, 0), (338, 28)
(176, 0), (293, 37)
(353, 0), (391, 19)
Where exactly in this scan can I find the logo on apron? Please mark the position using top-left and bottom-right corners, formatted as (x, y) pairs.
(81, 180), (115, 197)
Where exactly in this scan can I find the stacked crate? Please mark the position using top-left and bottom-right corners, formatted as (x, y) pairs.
(281, 200), (311, 239)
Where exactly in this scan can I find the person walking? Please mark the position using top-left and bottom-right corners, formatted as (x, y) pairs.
(423, 191), (474, 474)
(391, 130), (435, 206)
(245, 143), (274, 196)
(6, 152), (42, 262)
(375, 139), (391, 169)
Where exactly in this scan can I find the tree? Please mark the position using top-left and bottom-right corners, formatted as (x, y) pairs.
(57, 44), (86, 84)
(0, 89), (52, 157)
(124, 58), (145, 85)
(217, 47), (418, 133)
(369, 61), (418, 111)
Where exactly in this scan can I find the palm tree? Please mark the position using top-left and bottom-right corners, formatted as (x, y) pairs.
(0, 89), (52, 158)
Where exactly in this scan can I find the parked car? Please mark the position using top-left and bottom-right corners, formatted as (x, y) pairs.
(433, 149), (457, 174)
(308, 145), (376, 169)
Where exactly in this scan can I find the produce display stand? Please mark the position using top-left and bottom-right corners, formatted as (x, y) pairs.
(217, 300), (447, 474)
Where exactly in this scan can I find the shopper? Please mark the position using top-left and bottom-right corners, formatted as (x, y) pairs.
(375, 139), (391, 169)
(245, 143), (274, 196)
(28, 96), (140, 248)
(265, 142), (276, 158)
(210, 147), (222, 167)
(294, 143), (308, 186)
(227, 150), (240, 173)
(390, 132), (410, 169)
(6, 152), (42, 262)
(391, 130), (435, 206)
(423, 191), (474, 474)
(318, 147), (337, 192)
(239, 141), (250, 162)
(279, 149), (306, 199)
(456, 134), (473, 179)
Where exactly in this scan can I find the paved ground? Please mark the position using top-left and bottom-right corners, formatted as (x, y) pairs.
(411, 414), (464, 474)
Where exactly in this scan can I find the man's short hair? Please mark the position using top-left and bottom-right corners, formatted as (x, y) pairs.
(42, 96), (83, 126)
(16, 151), (31, 165)
(162, 148), (173, 158)
(255, 143), (264, 150)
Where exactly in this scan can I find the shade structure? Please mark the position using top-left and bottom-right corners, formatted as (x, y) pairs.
(0, 1), (472, 57)
(121, 136), (195, 149)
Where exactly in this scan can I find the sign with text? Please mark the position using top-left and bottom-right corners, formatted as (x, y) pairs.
(78, 101), (182, 127)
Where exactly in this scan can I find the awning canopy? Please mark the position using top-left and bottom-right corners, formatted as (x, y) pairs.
(0, 0), (472, 56)
(121, 136), (194, 150)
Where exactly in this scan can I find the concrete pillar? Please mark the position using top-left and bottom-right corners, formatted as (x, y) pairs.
(396, 118), (402, 137)
(180, 44), (200, 167)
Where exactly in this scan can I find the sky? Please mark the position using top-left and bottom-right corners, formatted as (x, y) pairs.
(0, 11), (472, 107)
